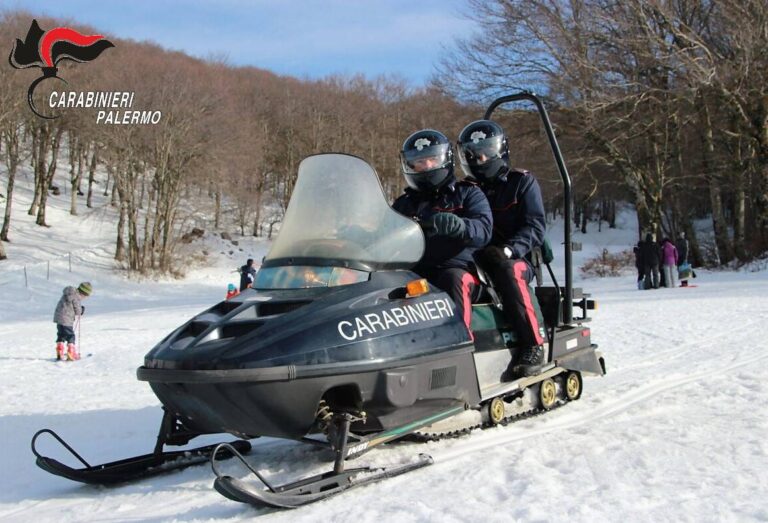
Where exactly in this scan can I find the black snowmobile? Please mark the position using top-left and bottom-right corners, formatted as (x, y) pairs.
(31, 92), (604, 509)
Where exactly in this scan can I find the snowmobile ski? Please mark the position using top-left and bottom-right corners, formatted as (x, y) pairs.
(211, 441), (433, 509)
(31, 428), (251, 485)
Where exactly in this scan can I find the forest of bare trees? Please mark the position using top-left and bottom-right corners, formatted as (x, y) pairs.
(0, 12), (477, 270)
(438, 0), (768, 265)
(1, 2), (767, 271)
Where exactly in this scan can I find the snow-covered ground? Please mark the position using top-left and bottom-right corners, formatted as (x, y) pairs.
(1, 171), (767, 522)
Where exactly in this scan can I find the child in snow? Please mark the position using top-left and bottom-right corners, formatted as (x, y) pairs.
(53, 282), (92, 361)
(661, 238), (678, 289)
(225, 283), (240, 300)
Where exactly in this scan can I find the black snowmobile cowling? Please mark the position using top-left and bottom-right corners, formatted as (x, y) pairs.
(138, 153), (481, 440)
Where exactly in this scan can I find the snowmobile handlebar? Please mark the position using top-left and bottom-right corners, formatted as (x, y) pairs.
(484, 91), (573, 325)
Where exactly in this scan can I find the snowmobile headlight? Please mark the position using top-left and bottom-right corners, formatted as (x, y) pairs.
(406, 279), (429, 298)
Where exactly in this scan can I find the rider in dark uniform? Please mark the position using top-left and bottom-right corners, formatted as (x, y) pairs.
(392, 129), (492, 333)
(457, 120), (547, 378)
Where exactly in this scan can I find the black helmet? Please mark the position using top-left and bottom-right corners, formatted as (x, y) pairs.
(400, 129), (454, 192)
(457, 120), (509, 184)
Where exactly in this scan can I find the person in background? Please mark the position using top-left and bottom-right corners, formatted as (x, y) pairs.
(633, 242), (644, 290)
(225, 283), (240, 300)
(392, 129), (492, 333)
(676, 232), (690, 287)
(53, 282), (92, 361)
(456, 120), (547, 379)
(639, 233), (660, 289)
(239, 258), (256, 291)
(661, 238), (679, 288)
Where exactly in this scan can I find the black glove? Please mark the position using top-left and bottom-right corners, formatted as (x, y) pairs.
(477, 245), (509, 266)
(426, 212), (466, 239)
(81, 305), (85, 315)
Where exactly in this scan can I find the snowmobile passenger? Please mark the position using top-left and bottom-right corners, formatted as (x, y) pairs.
(239, 258), (256, 291)
(392, 129), (492, 332)
(53, 281), (92, 361)
(457, 120), (547, 379)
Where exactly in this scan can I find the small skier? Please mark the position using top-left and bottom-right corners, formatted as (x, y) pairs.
(225, 283), (240, 300)
(53, 282), (92, 361)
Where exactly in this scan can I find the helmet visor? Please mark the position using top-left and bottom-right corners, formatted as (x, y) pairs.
(459, 135), (504, 166)
(400, 142), (451, 175)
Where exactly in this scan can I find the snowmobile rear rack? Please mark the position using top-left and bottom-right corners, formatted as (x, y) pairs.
(31, 410), (252, 485)
(485, 91), (575, 324)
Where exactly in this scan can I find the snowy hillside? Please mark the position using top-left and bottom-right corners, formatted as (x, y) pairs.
(1, 171), (767, 522)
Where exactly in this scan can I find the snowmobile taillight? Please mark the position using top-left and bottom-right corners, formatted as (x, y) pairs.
(406, 279), (429, 298)
(581, 329), (590, 337)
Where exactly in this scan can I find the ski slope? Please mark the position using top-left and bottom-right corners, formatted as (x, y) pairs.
(1, 181), (767, 522)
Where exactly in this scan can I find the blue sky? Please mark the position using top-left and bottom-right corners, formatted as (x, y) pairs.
(7, 0), (476, 85)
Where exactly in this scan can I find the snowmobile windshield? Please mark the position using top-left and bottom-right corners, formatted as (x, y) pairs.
(253, 265), (369, 290)
(262, 153), (425, 272)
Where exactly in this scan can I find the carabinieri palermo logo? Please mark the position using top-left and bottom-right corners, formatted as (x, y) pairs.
(8, 19), (114, 119)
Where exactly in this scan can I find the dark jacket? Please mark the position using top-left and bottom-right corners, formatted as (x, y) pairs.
(639, 235), (661, 267)
(392, 179), (492, 272)
(480, 169), (546, 262)
(239, 264), (256, 291)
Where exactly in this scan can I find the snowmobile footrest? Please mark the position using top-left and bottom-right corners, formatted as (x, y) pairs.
(211, 442), (433, 509)
(31, 428), (252, 485)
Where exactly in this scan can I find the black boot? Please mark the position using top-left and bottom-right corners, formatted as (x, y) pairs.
(513, 345), (544, 378)
(500, 359), (517, 382)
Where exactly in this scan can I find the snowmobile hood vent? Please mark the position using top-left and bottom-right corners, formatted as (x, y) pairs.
(258, 301), (311, 317)
(215, 301), (242, 315)
(171, 299), (315, 352)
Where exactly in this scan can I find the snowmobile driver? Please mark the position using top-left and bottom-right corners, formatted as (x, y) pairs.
(392, 129), (492, 333)
(457, 120), (547, 379)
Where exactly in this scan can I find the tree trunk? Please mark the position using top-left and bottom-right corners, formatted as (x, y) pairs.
(86, 147), (97, 208)
(700, 97), (734, 264)
(214, 188), (221, 229)
(607, 200), (616, 228)
(36, 126), (64, 227)
(733, 168), (747, 260)
(115, 194), (127, 262)
(28, 126), (45, 216)
(70, 138), (85, 215)
(252, 190), (263, 237)
(1, 125), (21, 241)
(110, 179), (118, 207)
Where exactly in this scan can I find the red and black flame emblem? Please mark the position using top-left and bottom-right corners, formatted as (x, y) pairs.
(8, 19), (114, 119)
